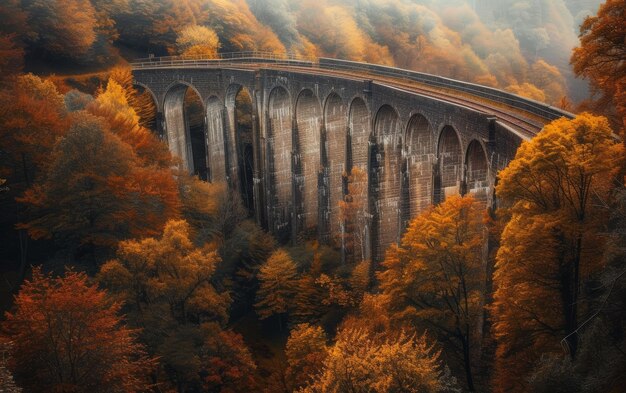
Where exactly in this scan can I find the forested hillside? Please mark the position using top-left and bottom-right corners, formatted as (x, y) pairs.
(0, 1), (624, 392)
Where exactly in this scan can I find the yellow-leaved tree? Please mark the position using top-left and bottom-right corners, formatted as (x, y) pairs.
(176, 24), (220, 58)
(87, 76), (171, 168)
(300, 327), (459, 393)
(491, 113), (624, 393)
(255, 248), (299, 325)
(378, 194), (486, 391)
(99, 219), (229, 325)
(108, 66), (158, 131)
(284, 323), (328, 391)
(98, 219), (257, 391)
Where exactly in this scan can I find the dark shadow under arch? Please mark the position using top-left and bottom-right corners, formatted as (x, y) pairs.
(435, 125), (463, 203)
(234, 87), (255, 216)
(465, 140), (489, 203)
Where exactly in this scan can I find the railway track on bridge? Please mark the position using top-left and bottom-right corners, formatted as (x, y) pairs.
(373, 79), (544, 140)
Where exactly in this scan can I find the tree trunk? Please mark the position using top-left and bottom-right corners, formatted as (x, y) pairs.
(17, 227), (28, 282)
(18, 153), (30, 283)
(566, 235), (583, 358)
(559, 233), (581, 358)
(461, 331), (476, 391)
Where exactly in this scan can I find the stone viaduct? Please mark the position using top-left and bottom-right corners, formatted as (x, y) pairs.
(132, 54), (572, 262)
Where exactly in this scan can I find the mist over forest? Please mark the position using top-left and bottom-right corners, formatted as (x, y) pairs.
(1, 0), (605, 103)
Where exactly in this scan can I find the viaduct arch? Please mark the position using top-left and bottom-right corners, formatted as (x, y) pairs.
(132, 55), (572, 262)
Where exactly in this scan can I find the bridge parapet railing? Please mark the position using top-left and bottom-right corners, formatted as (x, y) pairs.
(131, 51), (315, 69)
(134, 50), (309, 62)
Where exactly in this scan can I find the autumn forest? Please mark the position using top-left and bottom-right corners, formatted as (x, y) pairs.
(0, 0), (625, 392)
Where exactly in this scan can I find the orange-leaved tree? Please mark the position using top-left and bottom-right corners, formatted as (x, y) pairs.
(3, 267), (155, 393)
(314, 258), (371, 310)
(176, 172), (223, 242)
(22, 0), (98, 59)
(0, 73), (69, 278)
(99, 219), (229, 325)
(378, 194), (486, 392)
(0, 33), (23, 88)
(571, 0), (626, 132)
(202, 0), (287, 55)
(291, 244), (329, 324)
(203, 329), (257, 393)
(0, 340), (20, 393)
(491, 113), (624, 392)
(19, 112), (179, 252)
(0, 74), (68, 186)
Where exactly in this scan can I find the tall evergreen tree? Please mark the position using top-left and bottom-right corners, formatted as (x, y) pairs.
(255, 249), (299, 322)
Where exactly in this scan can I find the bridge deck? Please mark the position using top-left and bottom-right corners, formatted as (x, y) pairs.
(131, 54), (573, 140)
